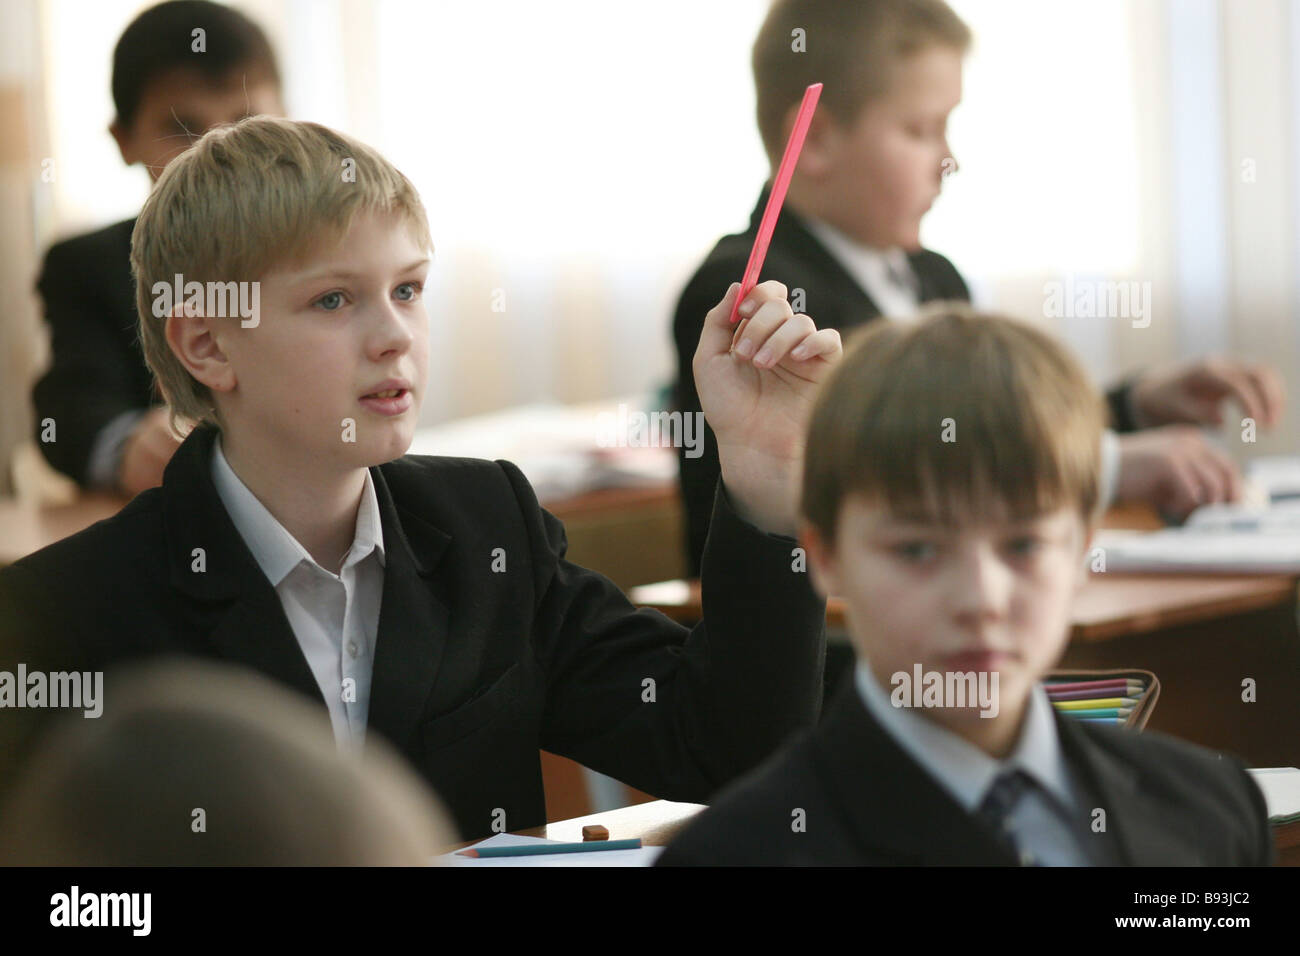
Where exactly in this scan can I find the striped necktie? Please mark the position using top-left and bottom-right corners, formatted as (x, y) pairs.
(976, 769), (1041, 866)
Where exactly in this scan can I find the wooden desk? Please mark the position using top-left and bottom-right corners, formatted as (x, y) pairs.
(629, 570), (1300, 768)
(455, 798), (1300, 865)
(630, 574), (1299, 644)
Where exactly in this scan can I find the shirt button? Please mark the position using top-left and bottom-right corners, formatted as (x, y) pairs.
(346, 640), (359, 659)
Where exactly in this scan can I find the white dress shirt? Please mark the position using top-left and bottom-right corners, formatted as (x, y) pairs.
(855, 662), (1111, 865)
(804, 219), (921, 320)
(210, 436), (385, 747)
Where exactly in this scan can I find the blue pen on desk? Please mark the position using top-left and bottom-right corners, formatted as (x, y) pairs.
(458, 838), (642, 858)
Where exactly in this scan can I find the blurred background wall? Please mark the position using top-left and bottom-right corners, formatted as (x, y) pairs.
(2, 0), (1297, 492)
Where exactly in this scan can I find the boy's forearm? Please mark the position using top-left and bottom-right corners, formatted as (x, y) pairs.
(694, 479), (826, 774)
(716, 451), (803, 539)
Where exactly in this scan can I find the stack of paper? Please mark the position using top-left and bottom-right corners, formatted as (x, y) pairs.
(1245, 768), (1300, 825)
(407, 398), (677, 502)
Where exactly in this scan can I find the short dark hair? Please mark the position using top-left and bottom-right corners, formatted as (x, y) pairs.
(753, 0), (971, 164)
(112, 0), (281, 129)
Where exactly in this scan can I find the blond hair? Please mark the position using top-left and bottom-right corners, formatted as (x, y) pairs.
(801, 305), (1106, 544)
(753, 0), (971, 164)
(131, 116), (432, 434)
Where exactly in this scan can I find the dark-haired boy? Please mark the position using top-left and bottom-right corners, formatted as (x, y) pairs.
(659, 307), (1273, 866)
(34, 0), (283, 495)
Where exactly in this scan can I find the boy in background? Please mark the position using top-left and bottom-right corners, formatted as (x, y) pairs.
(659, 307), (1272, 865)
(0, 117), (839, 841)
(673, 0), (1284, 579)
(34, 0), (283, 496)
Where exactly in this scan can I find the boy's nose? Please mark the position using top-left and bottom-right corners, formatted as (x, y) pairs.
(368, 302), (417, 355)
(950, 546), (1011, 623)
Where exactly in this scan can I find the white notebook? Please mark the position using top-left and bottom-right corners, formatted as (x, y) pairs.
(1094, 457), (1300, 572)
(1246, 768), (1300, 824)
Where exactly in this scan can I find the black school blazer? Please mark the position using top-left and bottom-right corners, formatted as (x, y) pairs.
(33, 217), (160, 487)
(670, 188), (1140, 576)
(656, 683), (1273, 866)
(0, 424), (827, 840)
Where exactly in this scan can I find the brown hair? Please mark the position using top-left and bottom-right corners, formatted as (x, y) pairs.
(0, 659), (456, 864)
(131, 116), (433, 435)
(801, 305), (1106, 544)
(753, 0), (971, 163)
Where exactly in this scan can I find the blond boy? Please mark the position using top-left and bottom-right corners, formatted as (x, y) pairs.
(0, 118), (841, 841)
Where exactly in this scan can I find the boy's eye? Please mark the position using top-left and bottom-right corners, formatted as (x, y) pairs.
(1005, 536), (1042, 558)
(394, 281), (422, 302)
(315, 291), (345, 311)
(892, 541), (936, 562)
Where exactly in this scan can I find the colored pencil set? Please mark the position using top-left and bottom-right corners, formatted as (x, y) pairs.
(1044, 677), (1147, 727)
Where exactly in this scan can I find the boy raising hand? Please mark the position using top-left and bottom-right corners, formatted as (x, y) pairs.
(0, 118), (838, 843)
(698, 280), (843, 536)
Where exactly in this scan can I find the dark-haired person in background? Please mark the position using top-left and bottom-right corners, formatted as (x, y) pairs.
(34, 0), (284, 496)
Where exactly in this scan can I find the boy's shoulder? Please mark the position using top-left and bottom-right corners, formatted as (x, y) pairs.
(659, 686), (1273, 866)
(40, 217), (136, 270)
(0, 451), (541, 614)
(656, 725), (846, 866)
(379, 453), (543, 524)
(3, 486), (168, 587)
(1065, 716), (1268, 822)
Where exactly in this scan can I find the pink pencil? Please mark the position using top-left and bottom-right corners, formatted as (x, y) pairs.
(728, 82), (823, 325)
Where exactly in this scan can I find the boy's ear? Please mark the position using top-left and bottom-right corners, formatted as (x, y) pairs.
(788, 108), (841, 180)
(109, 119), (139, 167)
(799, 520), (840, 598)
(165, 307), (237, 395)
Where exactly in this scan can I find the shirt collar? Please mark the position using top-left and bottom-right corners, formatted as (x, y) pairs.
(803, 219), (917, 313)
(854, 661), (1075, 812)
(210, 435), (385, 586)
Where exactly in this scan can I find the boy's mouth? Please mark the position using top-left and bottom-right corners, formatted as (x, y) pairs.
(359, 380), (414, 416)
(940, 650), (1013, 673)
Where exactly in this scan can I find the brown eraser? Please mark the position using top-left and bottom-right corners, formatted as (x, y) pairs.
(582, 825), (609, 842)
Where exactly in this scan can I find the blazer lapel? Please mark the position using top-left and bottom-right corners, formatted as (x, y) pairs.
(161, 424), (324, 707)
(1056, 716), (1209, 865)
(748, 186), (884, 326)
(811, 686), (1020, 865)
(162, 428), (456, 748)
(364, 463), (453, 751)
